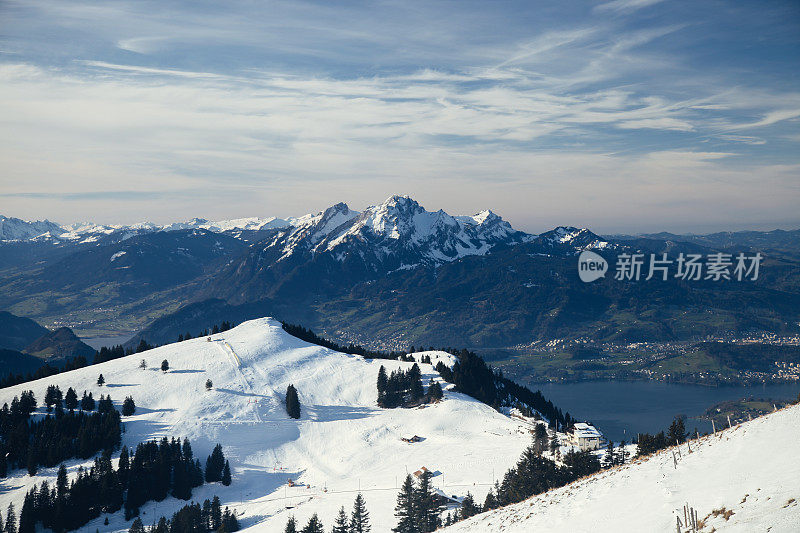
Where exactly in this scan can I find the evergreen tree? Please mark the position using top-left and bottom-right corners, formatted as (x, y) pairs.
(97, 374), (105, 386)
(81, 391), (95, 411)
(409, 364), (424, 402)
(64, 387), (78, 411)
(415, 470), (441, 532)
(160, 360), (169, 372)
(618, 440), (628, 464)
(139, 359), (147, 370)
(483, 489), (497, 511)
(4, 503), (15, 533)
(45, 385), (63, 410)
(301, 514), (324, 533)
(603, 440), (616, 468)
(350, 493), (371, 533)
(284, 516), (298, 533)
(331, 507), (348, 533)
(206, 379), (213, 391)
(460, 492), (478, 520)
(26, 449), (36, 477)
(392, 475), (418, 533)
(285, 385), (301, 419)
(377, 366), (388, 406)
(668, 416), (687, 445)
(533, 424), (548, 455)
(222, 460), (232, 486)
(128, 517), (145, 533)
(122, 396), (136, 416)
(211, 496), (222, 530)
(205, 444), (225, 483)
(17, 492), (33, 533)
(427, 380), (443, 402)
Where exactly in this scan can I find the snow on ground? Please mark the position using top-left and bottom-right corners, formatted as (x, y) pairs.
(443, 403), (800, 533)
(0, 318), (535, 532)
(405, 351), (458, 369)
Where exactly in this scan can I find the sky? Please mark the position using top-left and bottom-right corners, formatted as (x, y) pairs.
(0, 0), (798, 234)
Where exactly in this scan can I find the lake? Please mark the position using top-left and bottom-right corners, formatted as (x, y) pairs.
(527, 380), (800, 442)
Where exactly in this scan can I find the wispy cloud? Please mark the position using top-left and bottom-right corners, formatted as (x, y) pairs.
(0, 0), (797, 232)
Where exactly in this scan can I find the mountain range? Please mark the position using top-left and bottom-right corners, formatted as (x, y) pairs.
(2, 196), (799, 353)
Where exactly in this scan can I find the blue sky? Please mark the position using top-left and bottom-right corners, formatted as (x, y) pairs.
(0, 0), (798, 233)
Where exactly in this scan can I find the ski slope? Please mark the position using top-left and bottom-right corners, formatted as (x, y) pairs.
(0, 318), (535, 532)
(443, 403), (800, 533)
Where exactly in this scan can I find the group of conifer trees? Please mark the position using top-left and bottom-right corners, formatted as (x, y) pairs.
(284, 493), (371, 533)
(635, 416), (687, 456)
(176, 321), (233, 342)
(392, 470), (445, 532)
(2, 422), (231, 533)
(128, 496), (239, 532)
(376, 364), (442, 408)
(0, 388), (121, 478)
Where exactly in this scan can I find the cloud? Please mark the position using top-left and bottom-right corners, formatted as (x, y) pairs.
(594, 0), (666, 14)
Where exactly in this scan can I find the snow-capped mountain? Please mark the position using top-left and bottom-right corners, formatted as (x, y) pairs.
(205, 195), (534, 302)
(0, 215), (291, 244)
(263, 195), (531, 268)
(0, 215), (63, 241)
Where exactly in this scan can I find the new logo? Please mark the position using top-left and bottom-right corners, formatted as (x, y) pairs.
(578, 250), (608, 282)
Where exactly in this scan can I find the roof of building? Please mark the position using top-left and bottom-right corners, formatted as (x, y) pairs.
(573, 422), (603, 439)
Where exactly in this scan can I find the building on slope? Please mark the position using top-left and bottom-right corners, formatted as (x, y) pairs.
(568, 422), (603, 451)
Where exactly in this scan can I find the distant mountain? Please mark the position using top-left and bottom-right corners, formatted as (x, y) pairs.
(2, 198), (799, 351)
(23, 326), (96, 360)
(208, 195), (533, 302)
(0, 215), (64, 241)
(0, 310), (50, 351)
(0, 348), (46, 377)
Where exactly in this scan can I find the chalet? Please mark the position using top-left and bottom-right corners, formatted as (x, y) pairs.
(568, 422), (603, 451)
(401, 435), (423, 443)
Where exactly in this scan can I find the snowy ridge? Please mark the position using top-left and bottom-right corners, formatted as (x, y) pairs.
(260, 195), (532, 269)
(0, 318), (537, 532)
(443, 404), (800, 533)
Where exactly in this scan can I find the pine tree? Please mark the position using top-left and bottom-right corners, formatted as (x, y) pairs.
(331, 507), (348, 533)
(211, 496), (222, 530)
(618, 440), (628, 464)
(460, 492), (477, 520)
(25, 449), (36, 476)
(64, 387), (78, 411)
(81, 391), (95, 411)
(415, 470), (441, 532)
(350, 493), (371, 533)
(301, 514), (324, 533)
(17, 492), (33, 533)
(161, 360), (169, 372)
(128, 517), (145, 533)
(392, 475), (418, 533)
(4, 503), (15, 533)
(139, 359), (147, 370)
(222, 460), (232, 486)
(285, 385), (301, 419)
(97, 374), (105, 386)
(205, 444), (225, 482)
(603, 440), (616, 468)
(284, 516), (297, 533)
(409, 364), (424, 402)
(427, 380), (443, 402)
(377, 366), (388, 406)
(668, 416), (686, 445)
(122, 396), (136, 416)
(206, 379), (213, 391)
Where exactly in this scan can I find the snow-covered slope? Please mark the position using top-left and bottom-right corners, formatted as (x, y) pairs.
(0, 214), (63, 241)
(0, 318), (535, 532)
(444, 404), (800, 533)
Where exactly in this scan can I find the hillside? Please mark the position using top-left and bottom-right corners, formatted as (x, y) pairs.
(23, 326), (96, 360)
(443, 404), (800, 532)
(0, 318), (538, 532)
